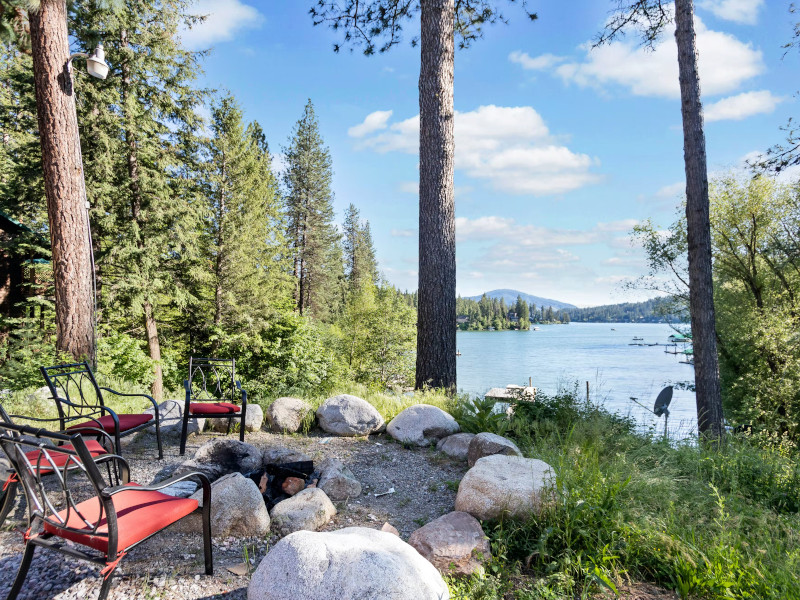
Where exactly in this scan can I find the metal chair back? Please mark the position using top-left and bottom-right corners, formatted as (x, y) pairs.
(187, 357), (237, 403)
(40, 362), (106, 429)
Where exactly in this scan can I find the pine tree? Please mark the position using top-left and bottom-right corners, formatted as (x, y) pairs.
(70, 0), (207, 398)
(199, 95), (290, 349)
(283, 100), (342, 321)
(343, 203), (378, 292)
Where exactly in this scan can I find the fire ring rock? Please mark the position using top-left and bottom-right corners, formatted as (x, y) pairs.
(175, 438), (263, 482)
(208, 403), (263, 433)
(247, 527), (450, 600)
(467, 432), (522, 467)
(387, 404), (460, 446)
(266, 396), (311, 433)
(269, 487), (337, 536)
(317, 457), (361, 500)
(436, 433), (476, 460)
(316, 394), (384, 437)
(455, 454), (554, 521)
(408, 511), (490, 576)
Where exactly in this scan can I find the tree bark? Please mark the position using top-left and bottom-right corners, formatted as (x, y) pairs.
(121, 28), (163, 400)
(415, 0), (457, 391)
(674, 0), (724, 439)
(29, 0), (94, 364)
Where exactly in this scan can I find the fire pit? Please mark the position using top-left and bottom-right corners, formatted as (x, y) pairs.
(245, 461), (319, 509)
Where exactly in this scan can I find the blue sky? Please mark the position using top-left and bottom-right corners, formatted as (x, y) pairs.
(180, 0), (798, 307)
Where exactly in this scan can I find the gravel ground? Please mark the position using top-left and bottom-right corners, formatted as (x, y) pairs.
(0, 427), (468, 600)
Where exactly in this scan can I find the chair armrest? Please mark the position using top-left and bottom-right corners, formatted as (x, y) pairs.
(100, 388), (160, 415)
(92, 454), (131, 484)
(103, 471), (210, 500)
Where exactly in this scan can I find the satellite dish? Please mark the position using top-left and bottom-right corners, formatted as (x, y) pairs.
(653, 386), (673, 418)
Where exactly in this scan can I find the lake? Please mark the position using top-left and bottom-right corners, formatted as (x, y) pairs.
(456, 323), (697, 437)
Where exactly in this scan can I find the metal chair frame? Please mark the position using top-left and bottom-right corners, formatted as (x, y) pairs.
(180, 357), (247, 455)
(0, 404), (116, 528)
(41, 361), (163, 459)
(0, 421), (212, 600)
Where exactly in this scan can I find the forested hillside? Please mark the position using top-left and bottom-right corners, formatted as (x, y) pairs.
(566, 297), (686, 323)
(0, 5), (416, 397)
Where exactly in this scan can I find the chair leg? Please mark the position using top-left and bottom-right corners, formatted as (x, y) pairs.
(179, 412), (190, 456)
(6, 541), (35, 600)
(155, 418), (163, 460)
(239, 406), (246, 443)
(202, 494), (213, 575)
(97, 569), (115, 600)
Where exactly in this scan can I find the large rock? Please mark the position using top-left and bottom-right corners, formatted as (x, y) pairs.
(247, 527), (449, 600)
(262, 446), (312, 466)
(269, 488), (336, 536)
(207, 403), (263, 433)
(27, 386), (51, 403)
(179, 473), (270, 537)
(408, 511), (490, 576)
(175, 438), (263, 482)
(266, 397), (311, 433)
(316, 394), (384, 437)
(455, 455), (553, 520)
(317, 458), (361, 501)
(467, 432), (522, 467)
(387, 404), (460, 447)
(436, 433), (476, 460)
(145, 400), (204, 436)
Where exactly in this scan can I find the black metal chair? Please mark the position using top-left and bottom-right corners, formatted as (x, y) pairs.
(0, 420), (212, 600)
(41, 361), (163, 459)
(180, 357), (247, 455)
(0, 404), (115, 528)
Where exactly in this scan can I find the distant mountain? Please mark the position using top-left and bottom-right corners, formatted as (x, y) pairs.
(465, 289), (576, 310)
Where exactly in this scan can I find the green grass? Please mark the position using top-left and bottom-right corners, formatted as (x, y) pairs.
(448, 389), (800, 599)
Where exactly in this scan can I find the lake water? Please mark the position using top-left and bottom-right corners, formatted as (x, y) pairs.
(456, 323), (697, 437)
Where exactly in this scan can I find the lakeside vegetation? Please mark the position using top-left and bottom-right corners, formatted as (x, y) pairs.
(454, 294), (570, 331)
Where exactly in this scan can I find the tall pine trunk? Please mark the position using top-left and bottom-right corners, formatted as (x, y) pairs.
(415, 0), (456, 391)
(122, 29), (163, 399)
(29, 0), (94, 364)
(674, 0), (723, 439)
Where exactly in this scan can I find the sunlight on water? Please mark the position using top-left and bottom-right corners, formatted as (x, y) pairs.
(456, 323), (697, 438)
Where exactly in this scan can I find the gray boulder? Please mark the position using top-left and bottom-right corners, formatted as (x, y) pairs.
(316, 394), (384, 437)
(178, 473), (270, 537)
(387, 404), (460, 447)
(175, 438), (263, 482)
(317, 458), (361, 500)
(207, 403), (263, 433)
(436, 433), (476, 460)
(467, 432), (522, 467)
(262, 446), (312, 466)
(247, 527), (449, 600)
(145, 400), (204, 436)
(269, 487), (336, 536)
(455, 455), (554, 520)
(408, 511), (490, 575)
(266, 397), (311, 433)
(27, 386), (51, 403)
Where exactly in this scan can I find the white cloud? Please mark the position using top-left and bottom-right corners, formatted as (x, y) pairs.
(508, 51), (567, 70)
(348, 110), (393, 138)
(181, 0), (263, 50)
(704, 90), (784, 122)
(391, 228), (416, 237)
(351, 105), (601, 196)
(455, 216), (639, 247)
(554, 15), (763, 99)
(656, 181), (685, 198)
(698, 0), (764, 25)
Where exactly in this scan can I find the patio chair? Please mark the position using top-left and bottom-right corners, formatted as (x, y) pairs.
(0, 421), (212, 600)
(180, 357), (247, 455)
(41, 361), (163, 459)
(0, 404), (115, 527)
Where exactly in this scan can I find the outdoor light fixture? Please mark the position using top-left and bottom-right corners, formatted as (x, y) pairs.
(67, 43), (109, 80)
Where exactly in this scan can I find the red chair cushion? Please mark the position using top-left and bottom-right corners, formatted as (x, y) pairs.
(43, 483), (198, 553)
(189, 402), (241, 415)
(24, 440), (108, 475)
(67, 413), (153, 434)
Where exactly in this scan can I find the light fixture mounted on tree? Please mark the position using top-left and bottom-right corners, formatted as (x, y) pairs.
(67, 43), (109, 80)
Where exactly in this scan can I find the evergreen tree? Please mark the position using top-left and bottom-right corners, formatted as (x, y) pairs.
(343, 203), (378, 291)
(283, 100), (342, 320)
(71, 0), (207, 398)
(199, 95), (290, 349)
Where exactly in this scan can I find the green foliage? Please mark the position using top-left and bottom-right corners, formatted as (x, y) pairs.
(450, 395), (509, 435)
